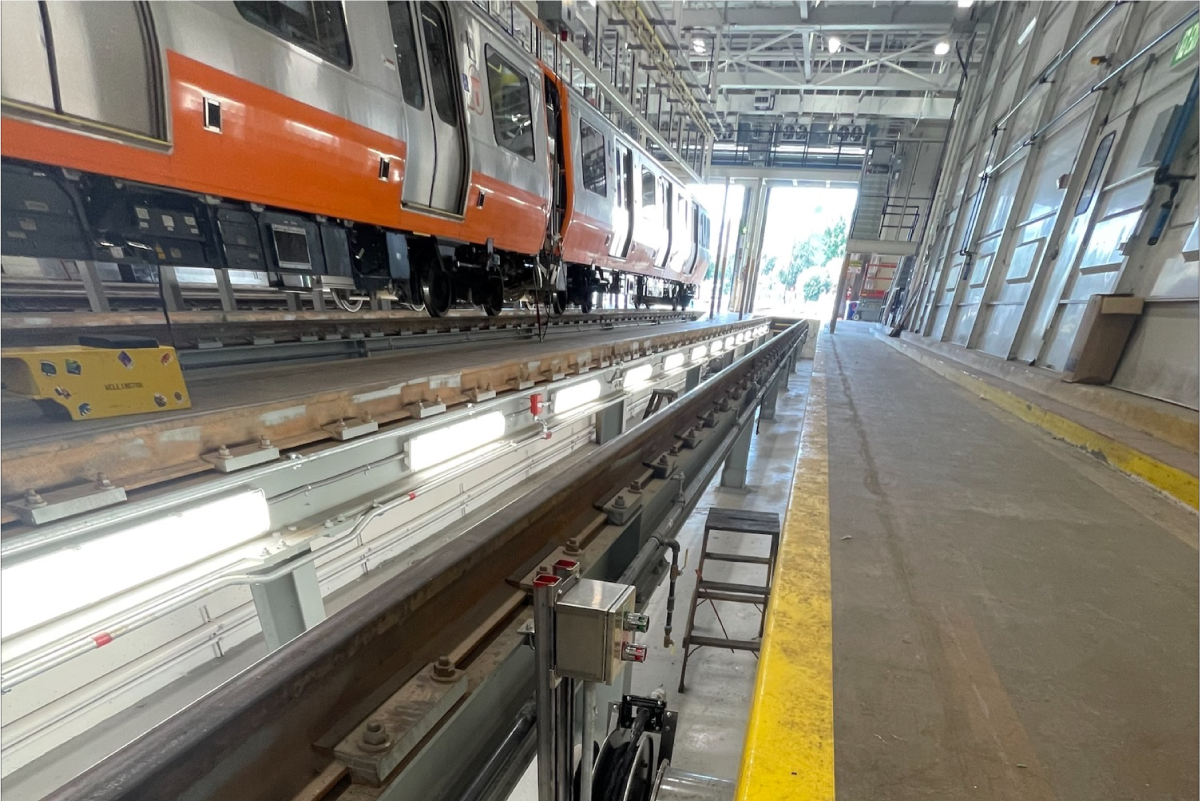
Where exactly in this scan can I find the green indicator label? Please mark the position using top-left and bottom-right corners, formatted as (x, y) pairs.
(1172, 20), (1199, 68)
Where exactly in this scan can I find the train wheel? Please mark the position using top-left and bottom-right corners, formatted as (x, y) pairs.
(580, 291), (594, 314)
(550, 290), (567, 317)
(420, 265), (452, 317)
(483, 279), (504, 316)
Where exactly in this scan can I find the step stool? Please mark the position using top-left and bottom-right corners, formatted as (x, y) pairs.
(677, 507), (781, 692)
(642, 388), (678, 420)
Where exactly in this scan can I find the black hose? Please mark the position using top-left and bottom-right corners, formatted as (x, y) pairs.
(661, 538), (680, 648)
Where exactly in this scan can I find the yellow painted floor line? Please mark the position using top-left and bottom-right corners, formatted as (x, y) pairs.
(880, 335), (1199, 511)
(737, 335), (835, 800)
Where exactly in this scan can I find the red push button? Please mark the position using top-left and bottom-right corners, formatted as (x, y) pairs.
(621, 643), (648, 663)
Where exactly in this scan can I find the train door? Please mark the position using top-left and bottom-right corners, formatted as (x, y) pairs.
(388, 1), (465, 212)
(611, 144), (634, 258)
(387, 2), (436, 207)
(658, 178), (672, 269)
(543, 74), (566, 240)
(684, 200), (699, 273)
(418, 2), (465, 211)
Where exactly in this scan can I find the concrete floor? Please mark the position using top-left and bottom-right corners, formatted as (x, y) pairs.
(631, 357), (813, 781)
(827, 323), (1198, 801)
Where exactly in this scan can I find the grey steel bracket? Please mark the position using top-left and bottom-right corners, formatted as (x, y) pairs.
(203, 438), (280, 473)
(6, 478), (127, 526)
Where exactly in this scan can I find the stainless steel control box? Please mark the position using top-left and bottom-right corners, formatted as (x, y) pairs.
(555, 578), (636, 684)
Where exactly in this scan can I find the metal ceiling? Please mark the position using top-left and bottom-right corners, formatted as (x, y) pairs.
(497, 0), (990, 176)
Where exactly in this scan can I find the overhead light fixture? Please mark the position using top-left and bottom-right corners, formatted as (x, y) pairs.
(690, 345), (708, 363)
(1, 490), (272, 639)
(408, 411), (506, 471)
(827, 35), (842, 54)
(691, 37), (707, 54)
(663, 353), (686, 372)
(934, 40), (951, 55)
(625, 364), (655, 389)
(957, 0), (974, 6)
(554, 380), (601, 415)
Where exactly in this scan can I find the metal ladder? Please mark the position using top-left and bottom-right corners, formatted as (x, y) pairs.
(642, 388), (678, 420)
(677, 507), (781, 692)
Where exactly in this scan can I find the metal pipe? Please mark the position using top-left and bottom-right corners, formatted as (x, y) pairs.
(533, 580), (558, 801)
(555, 677), (574, 801)
(580, 683), (595, 801)
(454, 698), (537, 801)
(894, 36), (975, 330)
(988, 8), (1199, 177)
(709, 177), (732, 318)
(994, 1), (1125, 130)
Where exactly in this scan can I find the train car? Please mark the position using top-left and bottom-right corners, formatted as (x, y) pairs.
(545, 65), (710, 311)
(0, 0), (703, 316)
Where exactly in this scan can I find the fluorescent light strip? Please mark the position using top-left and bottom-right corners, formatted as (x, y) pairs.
(1, 490), (271, 638)
(554, 380), (601, 415)
(408, 411), (506, 471)
(625, 364), (654, 389)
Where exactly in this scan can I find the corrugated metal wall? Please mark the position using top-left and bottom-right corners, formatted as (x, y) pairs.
(907, 1), (1199, 409)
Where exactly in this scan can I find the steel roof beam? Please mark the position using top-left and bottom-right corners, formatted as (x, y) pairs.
(712, 71), (958, 93)
(715, 93), (956, 119)
(679, 4), (966, 32)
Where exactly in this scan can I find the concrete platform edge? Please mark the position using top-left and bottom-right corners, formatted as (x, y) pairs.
(876, 331), (1199, 511)
(894, 331), (1198, 454)
(736, 329), (835, 800)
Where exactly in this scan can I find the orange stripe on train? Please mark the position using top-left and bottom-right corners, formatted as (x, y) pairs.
(1, 51), (547, 255)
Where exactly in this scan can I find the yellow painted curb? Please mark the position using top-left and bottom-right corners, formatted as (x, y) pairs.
(882, 336), (1199, 511)
(736, 336), (835, 800)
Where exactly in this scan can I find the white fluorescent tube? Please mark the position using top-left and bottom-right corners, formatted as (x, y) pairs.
(1, 489), (271, 638)
(625, 364), (654, 388)
(554, 380), (602, 415)
(408, 411), (506, 471)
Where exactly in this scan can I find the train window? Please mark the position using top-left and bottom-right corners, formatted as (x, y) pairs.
(580, 120), (607, 196)
(641, 168), (656, 208)
(485, 47), (535, 161)
(387, 2), (424, 109)
(420, 2), (460, 128)
(235, 1), (352, 68)
(614, 145), (630, 208)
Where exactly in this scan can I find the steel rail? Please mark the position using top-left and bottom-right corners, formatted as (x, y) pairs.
(1, 307), (700, 351)
(43, 321), (806, 801)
